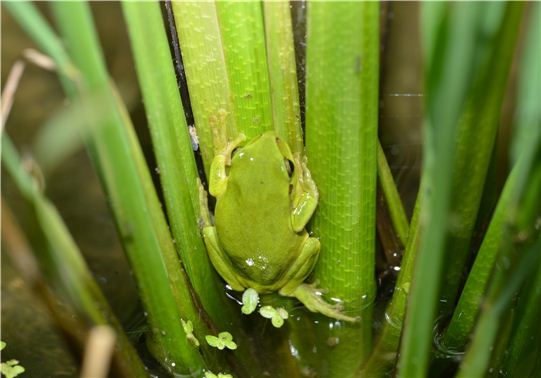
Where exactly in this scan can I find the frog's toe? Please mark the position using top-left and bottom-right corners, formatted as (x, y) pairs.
(286, 284), (359, 323)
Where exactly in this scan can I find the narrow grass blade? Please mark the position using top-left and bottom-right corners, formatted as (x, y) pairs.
(457, 236), (541, 378)
(305, 2), (379, 374)
(398, 4), (524, 377)
(501, 255), (541, 376)
(510, 4), (541, 166)
(442, 159), (521, 350)
(7, 2), (207, 373)
(438, 2), (524, 315)
(263, 1), (303, 155)
(2, 1), (76, 85)
(1, 136), (147, 378)
(215, 1), (273, 138)
(500, 9), (541, 371)
(360, 193), (422, 376)
(171, 1), (237, 173)
(377, 141), (409, 246)
(122, 2), (265, 374)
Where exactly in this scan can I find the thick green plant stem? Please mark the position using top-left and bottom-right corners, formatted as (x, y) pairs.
(122, 2), (265, 374)
(171, 3), (304, 376)
(171, 1), (237, 174)
(377, 142), (409, 246)
(305, 2), (379, 376)
(215, 1), (273, 138)
(264, 1), (303, 155)
(1, 137), (147, 378)
(7, 1), (206, 373)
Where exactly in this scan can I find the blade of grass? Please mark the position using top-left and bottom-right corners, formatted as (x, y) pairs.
(377, 141), (409, 246)
(438, 2), (524, 316)
(397, 3), (487, 376)
(442, 157), (522, 350)
(1, 135), (147, 377)
(2, 1), (77, 85)
(510, 4), (541, 166)
(398, 4), (524, 376)
(360, 193), (422, 377)
(456, 235), (541, 378)
(364, 4), (525, 377)
(122, 2), (265, 375)
(215, 1), (273, 138)
(263, 1), (303, 155)
(170, 1), (237, 174)
(52, 2), (210, 371)
(441, 0), (534, 357)
(500, 11), (541, 363)
(305, 2), (379, 375)
(6, 2), (207, 373)
(501, 254), (541, 376)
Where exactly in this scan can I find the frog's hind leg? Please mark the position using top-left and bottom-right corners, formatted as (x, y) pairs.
(202, 225), (245, 292)
(279, 237), (358, 322)
(290, 284), (359, 322)
(278, 236), (320, 295)
(198, 180), (245, 291)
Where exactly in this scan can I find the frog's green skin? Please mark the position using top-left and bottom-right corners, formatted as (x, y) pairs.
(200, 131), (357, 322)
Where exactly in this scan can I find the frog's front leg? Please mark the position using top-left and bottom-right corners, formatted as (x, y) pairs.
(198, 181), (245, 291)
(291, 160), (319, 232)
(209, 133), (246, 197)
(279, 237), (358, 322)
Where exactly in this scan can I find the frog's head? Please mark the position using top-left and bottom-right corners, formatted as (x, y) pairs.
(228, 131), (296, 191)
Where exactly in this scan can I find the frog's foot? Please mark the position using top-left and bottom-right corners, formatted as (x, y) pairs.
(289, 283), (359, 323)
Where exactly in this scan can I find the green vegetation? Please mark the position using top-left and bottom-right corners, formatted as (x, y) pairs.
(1, 342), (25, 378)
(2, 2), (539, 378)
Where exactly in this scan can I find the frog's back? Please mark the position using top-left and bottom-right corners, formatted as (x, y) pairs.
(214, 133), (303, 286)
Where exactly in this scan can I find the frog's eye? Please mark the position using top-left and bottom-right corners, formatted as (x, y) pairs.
(284, 159), (294, 178)
(231, 146), (241, 157)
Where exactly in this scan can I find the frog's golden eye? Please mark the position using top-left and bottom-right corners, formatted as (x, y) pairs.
(231, 146), (241, 157)
(284, 159), (294, 178)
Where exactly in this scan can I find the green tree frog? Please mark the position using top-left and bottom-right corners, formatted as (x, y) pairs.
(199, 126), (357, 323)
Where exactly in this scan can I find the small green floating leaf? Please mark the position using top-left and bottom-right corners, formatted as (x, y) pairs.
(205, 335), (221, 349)
(205, 371), (234, 378)
(180, 319), (193, 334)
(206, 332), (237, 350)
(259, 306), (288, 328)
(276, 308), (289, 320)
(259, 306), (276, 319)
(271, 316), (284, 328)
(180, 319), (200, 348)
(0, 360), (25, 378)
(0, 341), (6, 351)
(218, 332), (237, 350)
(241, 288), (259, 315)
